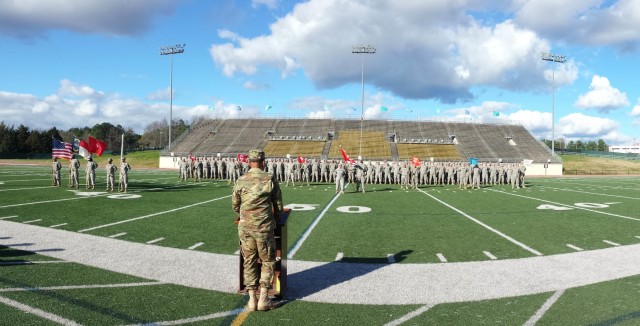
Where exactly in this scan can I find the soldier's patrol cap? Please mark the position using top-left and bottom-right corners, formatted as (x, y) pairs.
(248, 149), (266, 162)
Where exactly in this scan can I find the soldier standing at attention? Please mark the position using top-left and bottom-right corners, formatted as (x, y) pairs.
(52, 157), (62, 187)
(105, 158), (117, 191)
(85, 157), (98, 189)
(232, 149), (283, 312)
(119, 157), (131, 192)
(335, 163), (346, 194)
(354, 161), (365, 193)
(69, 156), (80, 188)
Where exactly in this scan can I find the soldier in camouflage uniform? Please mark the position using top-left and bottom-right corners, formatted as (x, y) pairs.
(52, 157), (62, 187)
(105, 158), (117, 191)
(69, 156), (80, 188)
(119, 157), (131, 192)
(232, 149), (283, 311)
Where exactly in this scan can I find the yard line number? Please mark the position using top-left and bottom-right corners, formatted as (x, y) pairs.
(537, 202), (616, 211)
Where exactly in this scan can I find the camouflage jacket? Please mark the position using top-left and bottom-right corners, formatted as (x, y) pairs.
(232, 167), (283, 232)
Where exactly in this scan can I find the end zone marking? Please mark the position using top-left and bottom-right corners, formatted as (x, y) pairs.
(49, 223), (67, 228)
(436, 253), (448, 263)
(387, 254), (395, 263)
(335, 252), (344, 261)
(188, 242), (204, 250)
(230, 310), (250, 326)
(147, 237), (165, 245)
(0, 295), (81, 326)
(603, 240), (621, 247)
(418, 189), (543, 257)
(566, 244), (584, 251)
(483, 251), (497, 260)
(524, 289), (565, 326)
(0, 216), (17, 220)
(108, 232), (127, 238)
(23, 219), (41, 224)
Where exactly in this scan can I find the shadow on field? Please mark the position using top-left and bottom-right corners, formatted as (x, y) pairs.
(287, 250), (412, 299)
(591, 311), (640, 326)
(0, 245), (37, 261)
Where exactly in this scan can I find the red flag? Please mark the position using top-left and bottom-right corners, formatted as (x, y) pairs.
(237, 153), (247, 163)
(297, 156), (306, 163)
(188, 154), (196, 161)
(78, 139), (91, 159)
(88, 136), (108, 157)
(411, 156), (421, 167)
(340, 146), (355, 164)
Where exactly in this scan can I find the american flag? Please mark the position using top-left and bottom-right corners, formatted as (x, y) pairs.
(52, 138), (73, 159)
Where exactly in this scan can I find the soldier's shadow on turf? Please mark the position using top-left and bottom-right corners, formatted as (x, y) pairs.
(287, 250), (412, 299)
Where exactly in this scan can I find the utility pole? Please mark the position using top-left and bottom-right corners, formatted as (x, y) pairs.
(160, 43), (186, 150)
(541, 51), (567, 155)
(352, 44), (376, 159)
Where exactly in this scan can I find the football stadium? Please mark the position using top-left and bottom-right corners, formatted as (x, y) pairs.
(3, 117), (640, 325)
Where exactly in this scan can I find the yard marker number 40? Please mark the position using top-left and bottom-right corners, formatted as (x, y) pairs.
(537, 202), (617, 211)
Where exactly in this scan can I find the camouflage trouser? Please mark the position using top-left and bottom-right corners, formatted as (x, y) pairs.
(239, 229), (276, 290)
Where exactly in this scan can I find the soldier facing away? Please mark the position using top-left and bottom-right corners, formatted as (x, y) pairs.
(52, 157), (62, 187)
(232, 149), (283, 312)
(119, 157), (131, 192)
(105, 158), (117, 191)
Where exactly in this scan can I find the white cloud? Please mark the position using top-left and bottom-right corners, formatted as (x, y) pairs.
(243, 81), (270, 90)
(515, 0), (640, 50)
(631, 98), (640, 116)
(575, 75), (629, 113)
(0, 0), (178, 38)
(543, 60), (579, 86)
(210, 0), (556, 103)
(557, 112), (618, 138)
(507, 109), (552, 138)
(252, 0), (279, 10)
(147, 88), (172, 101)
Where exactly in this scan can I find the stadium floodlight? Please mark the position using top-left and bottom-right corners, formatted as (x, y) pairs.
(160, 43), (186, 150)
(352, 44), (376, 158)
(541, 51), (567, 156)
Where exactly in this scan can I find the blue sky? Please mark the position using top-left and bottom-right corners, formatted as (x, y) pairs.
(1, 0), (639, 145)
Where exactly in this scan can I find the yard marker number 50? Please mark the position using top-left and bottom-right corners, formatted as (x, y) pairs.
(537, 203), (613, 211)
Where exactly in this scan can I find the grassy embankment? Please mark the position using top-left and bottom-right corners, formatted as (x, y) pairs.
(0, 150), (162, 169)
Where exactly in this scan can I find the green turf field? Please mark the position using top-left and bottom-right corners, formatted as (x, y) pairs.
(2, 165), (640, 325)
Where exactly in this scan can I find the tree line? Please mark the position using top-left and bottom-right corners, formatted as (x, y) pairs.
(542, 138), (609, 152)
(0, 119), (190, 156)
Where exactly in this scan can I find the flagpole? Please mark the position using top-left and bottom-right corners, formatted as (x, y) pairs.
(352, 45), (376, 159)
(120, 133), (124, 160)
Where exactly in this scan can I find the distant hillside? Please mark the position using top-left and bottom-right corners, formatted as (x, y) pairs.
(561, 154), (640, 174)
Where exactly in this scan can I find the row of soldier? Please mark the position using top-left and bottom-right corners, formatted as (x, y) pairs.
(52, 156), (131, 192)
(176, 157), (527, 190)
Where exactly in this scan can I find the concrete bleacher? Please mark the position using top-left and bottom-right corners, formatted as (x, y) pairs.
(392, 121), (452, 144)
(327, 130), (391, 160)
(269, 119), (331, 140)
(263, 140), (326, 157)
(397, 144), (462, 161)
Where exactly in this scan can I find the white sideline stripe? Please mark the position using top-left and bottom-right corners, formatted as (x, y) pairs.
(0, 260), (71, 266)
(124, 308), (245, 326)
(234, 250), (240, 255)
(635, 236), (640, 240)
(23, 219), (42, 224)
(418, 189), (543, 256)
(384, 304), (435, 326)
(0, 215), (17, 220)
(523, 289), (565, 326)
(146, 237), (165, 244)
(335, 252), (343, 261)
(603, 240), (621, 247)
(0, 295), (82, 326)
(78, 195), (231, 232)
(483, 251), (497, 260)
(50, 223), (68, 228)
(0, 193), (109, 209)
(0, 186), (54, 192)
(288, 192), (341, 259)
(109, 232), (127, 238)
(489, 189), (640, 222)
(566, 244), (584, 251)
(188, 242), (204, 250)
(387, 254), (395, 263)
(0, 281), (163, 293)
(436, 253), (448, 263)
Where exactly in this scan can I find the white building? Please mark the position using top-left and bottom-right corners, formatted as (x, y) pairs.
(609, 145), (640, 154)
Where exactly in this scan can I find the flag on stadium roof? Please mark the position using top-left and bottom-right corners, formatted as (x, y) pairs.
(493, 111), (500, 117)
(265, 105), (272, 111)
(464, 109), (470, 115)
(381, 106), (388, 112)
(52, 138), (73, 160)
(236, 105), (242, 111)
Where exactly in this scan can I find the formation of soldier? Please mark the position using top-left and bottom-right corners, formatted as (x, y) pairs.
(51, 156), (131, 191)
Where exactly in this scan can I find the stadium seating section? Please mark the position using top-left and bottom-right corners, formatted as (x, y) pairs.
(164, 118), (556, 163)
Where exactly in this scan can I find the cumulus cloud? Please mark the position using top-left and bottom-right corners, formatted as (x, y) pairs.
(0, 0), (178, 38)
(543, 60), (579, 86)
(507, 110), (552, 137)
(147, 88), (172, 101)
(210, 0), (555, 103)
(515, 0), (640, 50)
(243, 81), (270, 90)
(0, 80), (199, 133)
(575, 75), (630, 113)
(453, 101), (516, 120)
(557, 112), (618, 138)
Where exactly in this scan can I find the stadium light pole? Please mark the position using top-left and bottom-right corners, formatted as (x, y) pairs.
(541, 51), (566, 156)
(352, 45), (376, 158)
(160, 43), (186, 150)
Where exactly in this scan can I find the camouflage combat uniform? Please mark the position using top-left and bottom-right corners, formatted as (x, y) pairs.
(232, 150), (283, 291)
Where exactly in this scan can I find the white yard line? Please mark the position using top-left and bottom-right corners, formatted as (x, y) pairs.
(0, 186), (55, 192)
(50, 223), (68, 228)
(23, 219), (42, 224)
(188, 242), (204, 250)
(436, 253), (448, 263)
(603, 240), (621, 247)
(566, 244), (584, 251)
(483, 251), (498, 260)
(335, 252), (344, 261)
(523, 290), (565, 326)
(287, 193), (341, 259)
(108, 232), (127, 238)
(0, 195), (101, 209)
(78, 195), (231, 233)
(489, 189), (640, 222)
(0, 215), (17, 220)
(539, 186), (640, 200)
(387, 254), (396, 263)
(383, 304), (435, 326)
(0, 295), (82, 326)
(146, 238), (165, 245)
(0, 282), (163, 293)
(417, 189), (543, 256)
(123, 308), (244, 326)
